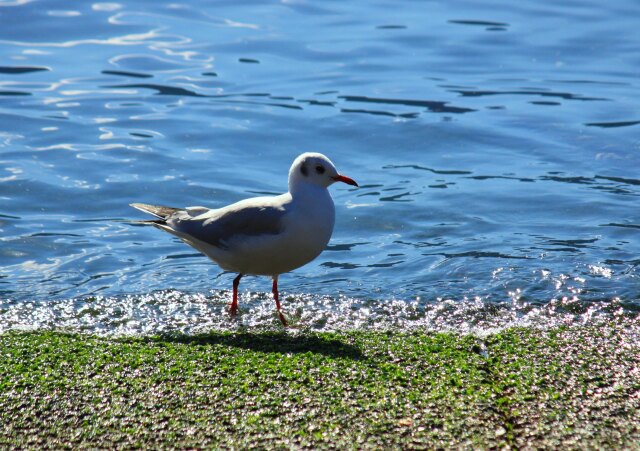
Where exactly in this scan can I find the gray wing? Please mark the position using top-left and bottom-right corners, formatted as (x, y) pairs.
(169, 200), (288, 249)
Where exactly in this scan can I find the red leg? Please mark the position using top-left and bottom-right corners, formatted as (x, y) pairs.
(229, 273), (243, 316)
(272, 275), (288, 327)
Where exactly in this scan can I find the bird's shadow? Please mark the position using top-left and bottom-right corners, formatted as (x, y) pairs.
(140, 331), (365, 360)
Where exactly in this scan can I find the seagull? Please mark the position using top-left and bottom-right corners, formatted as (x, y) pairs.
(130, 152), (358, 326)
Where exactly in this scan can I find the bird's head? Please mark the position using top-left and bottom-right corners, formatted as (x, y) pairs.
(288, 152), (358, 193)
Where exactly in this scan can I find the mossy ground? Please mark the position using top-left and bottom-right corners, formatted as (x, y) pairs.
(1, 323), (638, 449)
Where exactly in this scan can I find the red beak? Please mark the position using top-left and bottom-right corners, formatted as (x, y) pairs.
(332, 174), (358, 187)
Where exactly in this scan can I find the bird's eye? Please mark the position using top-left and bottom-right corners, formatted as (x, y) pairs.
(315, 165), (325, 174)
(300, 164), (308, 176)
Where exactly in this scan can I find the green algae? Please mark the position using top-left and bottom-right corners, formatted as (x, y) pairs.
(0, 324), (637, 449)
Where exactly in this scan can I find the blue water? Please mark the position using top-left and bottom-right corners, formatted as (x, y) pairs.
(1, 0), (638, 333)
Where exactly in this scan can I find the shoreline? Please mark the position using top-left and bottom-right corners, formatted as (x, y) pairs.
(1, 323), (638, 449)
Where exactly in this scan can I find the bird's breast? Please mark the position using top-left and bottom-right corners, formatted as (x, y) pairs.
(283, 194), (335, 256)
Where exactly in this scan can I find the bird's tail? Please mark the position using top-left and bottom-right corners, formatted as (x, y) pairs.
(130, 203), (180, 223)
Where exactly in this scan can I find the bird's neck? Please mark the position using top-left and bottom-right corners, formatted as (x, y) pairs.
(289, 181), (329, 199)
(289, 183), (334, 213)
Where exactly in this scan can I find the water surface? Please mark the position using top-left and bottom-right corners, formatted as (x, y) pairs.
(1, 0), (638, 334)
